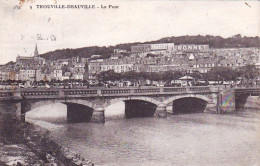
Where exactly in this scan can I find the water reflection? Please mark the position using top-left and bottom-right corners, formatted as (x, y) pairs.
(26, 103), (67, 124)
(105, 102), (125, 120)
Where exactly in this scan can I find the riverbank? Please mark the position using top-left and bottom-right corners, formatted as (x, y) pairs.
(0, 122), (95, 166)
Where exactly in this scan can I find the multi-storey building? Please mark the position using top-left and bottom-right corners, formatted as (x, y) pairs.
(146, 64), (178, 73)
(74, 63), (85, 72)
(101, 62), (133, 73)
(87, 60), (103, 80)
(174, 44), (209, 53)
(72, 72), (84, 80)
(20, 69), (36, 81)
(131, 43), (175, 54)
(131, 43), (210, 54)
(0, 71), (7, 81)
(131, 44), (151, 53)
(35, 69), (42, 82)
(0, 69), (17, 81)
(88, 61), (102, 73)
(51, 69), (62, 81)
(62, 72), (71, 81)
(86, 56), (176, 77)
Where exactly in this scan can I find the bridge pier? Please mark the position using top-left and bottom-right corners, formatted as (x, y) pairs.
(0, 101), (22, 121)
(90, 106), (105, 123)
(204, 102), (218, 113)
(166, 104), (173, 114)
(155, 103), (167, 118)
(0, 101), (21, 137)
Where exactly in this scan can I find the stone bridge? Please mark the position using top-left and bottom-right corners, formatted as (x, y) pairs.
(0, 86), (225, 123)
(234, 87), (260, 109)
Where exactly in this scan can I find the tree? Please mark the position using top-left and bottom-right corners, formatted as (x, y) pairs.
(232, 34), (242, 39)
(97, 70), (121, 82)
(172, 70), (184, 80)
(190, 71), (203, 81)
(204, 67), (239, 83)
(161, 71), (174, 82)
(238, 65), (260, 86)
(39, 35), (260, 61)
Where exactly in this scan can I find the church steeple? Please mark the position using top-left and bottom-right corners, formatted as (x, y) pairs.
(34, 43), (38, 57)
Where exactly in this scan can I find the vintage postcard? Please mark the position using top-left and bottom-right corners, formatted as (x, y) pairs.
(0, 0), (259, 165)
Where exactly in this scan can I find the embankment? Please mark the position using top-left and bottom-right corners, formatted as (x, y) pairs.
(0, 122), (95, 166)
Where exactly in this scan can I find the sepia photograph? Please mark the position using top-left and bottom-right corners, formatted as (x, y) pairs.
(0, 0), (260, 165)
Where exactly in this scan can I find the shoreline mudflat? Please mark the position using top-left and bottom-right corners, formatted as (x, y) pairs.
(0, 122), (95, 166)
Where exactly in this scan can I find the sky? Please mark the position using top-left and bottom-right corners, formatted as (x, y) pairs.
(0, 0), (259, 64)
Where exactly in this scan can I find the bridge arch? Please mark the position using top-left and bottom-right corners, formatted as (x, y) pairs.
(104, 96), (160, 108)
(163, 94), (212, 106)
(23, 99), (95, 123)
(163, 94), (214, 114)
(104, 97), (160, 118)
(28, 99), (95, 111)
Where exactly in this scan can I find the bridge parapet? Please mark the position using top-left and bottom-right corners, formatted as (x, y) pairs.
(234, 88), (260, 95)
(64, 89), (97, 95)
(21, 90), (58, 97)
(0, 86), (217, 100)
(163, 87), (186, 92)
(134, 88), (160, 93)
(190, 86), (210, 91)
(101, 89), (130, 94)
(0, 91), (13, 98)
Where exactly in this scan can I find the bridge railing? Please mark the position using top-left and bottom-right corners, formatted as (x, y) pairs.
(189, 86), (210, 91)
(63, 89), (97, 95)
(0, 86), (215, 100)
(234, 87), (260, 95)
(0, 91), (13, 98)
(134, 88), (160, 94)
(163, 87), (186, 92)
(21, 90), (59, 96)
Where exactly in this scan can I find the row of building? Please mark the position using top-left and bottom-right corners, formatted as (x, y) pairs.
(131, 43), (210, 55)
(0, 45), (87, 82)
(0, 43), (259, 82)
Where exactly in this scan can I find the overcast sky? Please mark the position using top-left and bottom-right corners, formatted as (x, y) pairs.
(0, 0), (259, 64)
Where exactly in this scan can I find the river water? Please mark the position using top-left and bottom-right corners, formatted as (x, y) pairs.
(26, 102), (260, 166)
